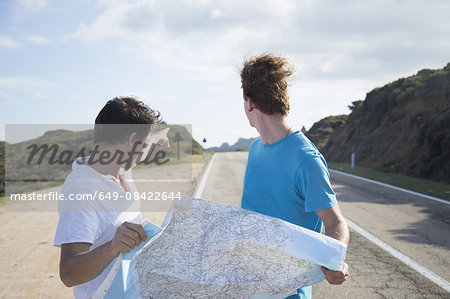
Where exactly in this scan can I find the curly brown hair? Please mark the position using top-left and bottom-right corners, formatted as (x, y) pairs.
(240, 54), (294, 116)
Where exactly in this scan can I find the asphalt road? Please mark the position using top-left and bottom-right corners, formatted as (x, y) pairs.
(199, 152), (450, 298)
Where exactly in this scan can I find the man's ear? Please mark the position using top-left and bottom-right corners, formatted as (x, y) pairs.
(246, 97), (255, 111)
(127, 132), (138, 148)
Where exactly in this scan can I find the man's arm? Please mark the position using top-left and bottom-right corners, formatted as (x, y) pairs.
(315, 203), (350, 285)
(59, 222), (147, 287)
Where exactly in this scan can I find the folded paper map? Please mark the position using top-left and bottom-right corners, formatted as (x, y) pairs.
(94, 197), (347, 298)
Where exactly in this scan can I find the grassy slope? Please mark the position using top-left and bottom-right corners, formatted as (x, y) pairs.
(328, 162), (450, 201)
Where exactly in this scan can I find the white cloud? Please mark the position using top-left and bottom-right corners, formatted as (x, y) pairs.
(63, 2), (153, 43)
(0, 77), (56, 89)
(0, 91), (19, 104)
(63, 0), (450, 83)
(0, 35), (21, 49)
(62, 0), (310, 89)
(58, 0), (450, 146)
(204, 99), (218, 107)
(0, 77), (57, 101)
(17, 0), (48, 10)
(25, 35), (50, 45)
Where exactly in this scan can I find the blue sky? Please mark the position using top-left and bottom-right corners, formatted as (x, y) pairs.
(1, 0), (449, 147)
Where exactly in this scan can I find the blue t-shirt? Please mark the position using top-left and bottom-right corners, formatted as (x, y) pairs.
(241, 131), (337, 299)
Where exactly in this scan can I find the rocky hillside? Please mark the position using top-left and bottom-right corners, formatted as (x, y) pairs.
(318, 63), (450, 183)
(306, 115), (348, 150)
(209, 137), (257, 152)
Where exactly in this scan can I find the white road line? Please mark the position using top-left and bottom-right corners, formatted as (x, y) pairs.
(345, 217), (450, 292)
(197, 153), (450, 292)
(329, 169), (449, 205)
(194, 154), (216, 198)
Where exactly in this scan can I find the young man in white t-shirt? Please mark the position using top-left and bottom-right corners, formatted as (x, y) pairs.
(54, 97), (165, 298)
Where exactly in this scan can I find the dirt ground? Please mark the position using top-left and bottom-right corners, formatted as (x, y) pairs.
(0, 163), (205, 299)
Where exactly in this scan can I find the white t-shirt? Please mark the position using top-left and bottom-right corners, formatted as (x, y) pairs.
(54, 158), (142, 299)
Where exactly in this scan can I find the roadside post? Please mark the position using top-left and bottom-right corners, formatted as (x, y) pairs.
(202, 138), (207, 160)
(351, 147), (355, 169)
(174, 132), (183, 160)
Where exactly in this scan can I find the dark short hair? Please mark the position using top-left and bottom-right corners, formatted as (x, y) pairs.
(240, 54), (294, 115)
(94, 96), (161, 144)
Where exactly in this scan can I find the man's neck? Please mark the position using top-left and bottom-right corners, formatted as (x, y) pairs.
(255, 115), (292, 145)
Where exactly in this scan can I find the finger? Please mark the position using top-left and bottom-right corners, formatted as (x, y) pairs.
(321, 266), (335, 277)
(121, 234), (137, 247)
(122, 229), (141, 246)
(119, 240), (133, 253)
(329, 276), (347, 285)
(324, 267), (346, 276)
(118, 225), (140, 245)
(323, 270), (347, 282)
(124, 222), (147, 242)
(331, 271), (346, 279)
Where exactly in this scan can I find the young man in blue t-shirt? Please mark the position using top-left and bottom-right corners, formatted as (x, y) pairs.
(240, 54), (350, 298)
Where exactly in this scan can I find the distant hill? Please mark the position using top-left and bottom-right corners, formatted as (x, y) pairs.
(1, 125), (203, 196)
(313, 63), (450, 183)
(208, 137), (257, 152)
